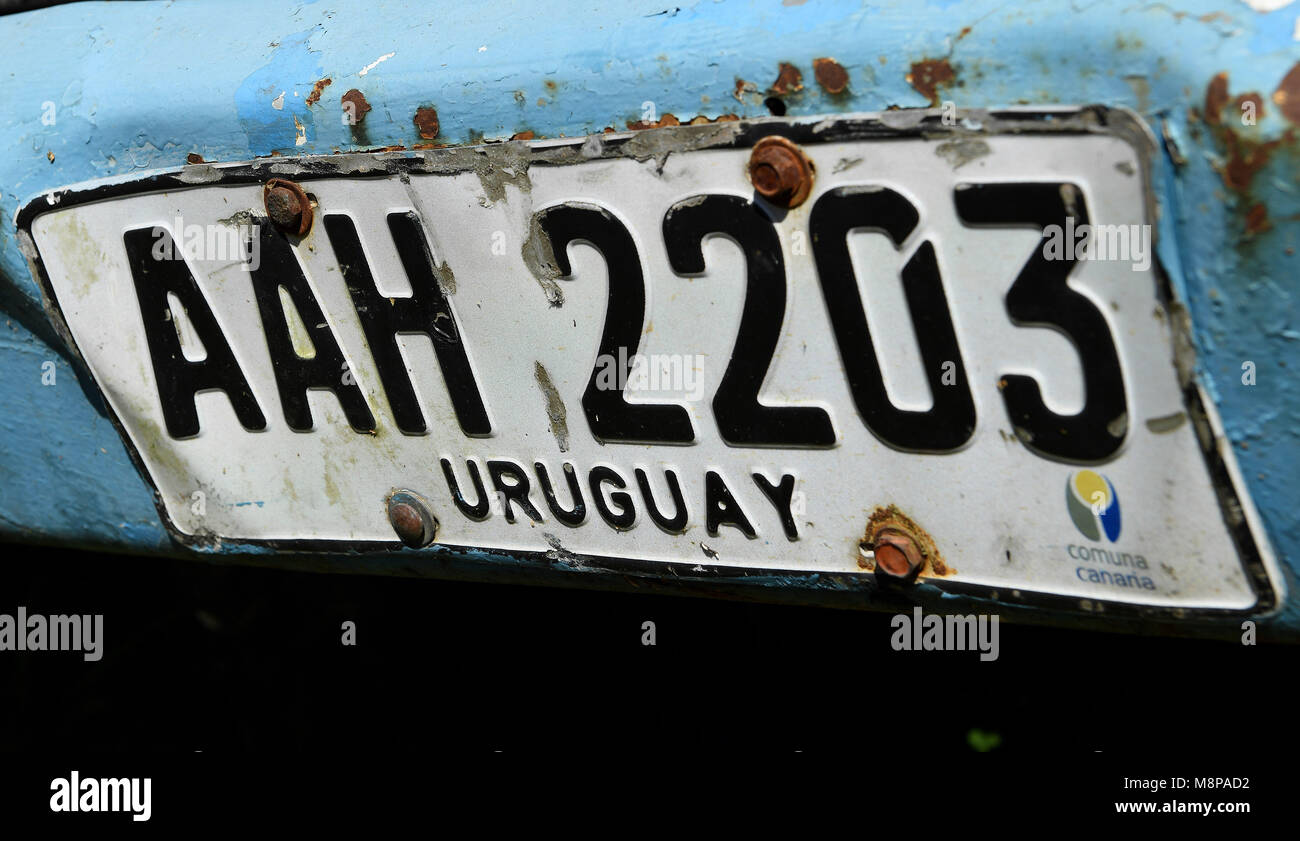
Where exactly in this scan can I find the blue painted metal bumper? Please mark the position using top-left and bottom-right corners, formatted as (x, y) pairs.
(1, 0), (1296, 636)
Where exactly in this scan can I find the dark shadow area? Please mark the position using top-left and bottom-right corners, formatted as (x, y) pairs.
(0, 543), (1291, 753)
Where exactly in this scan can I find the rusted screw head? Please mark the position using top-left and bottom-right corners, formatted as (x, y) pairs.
(263, 178), (313, 236)
(748, 135), (814, 209)
(387, 490), (437, 548)
(870, 528), (924, 584)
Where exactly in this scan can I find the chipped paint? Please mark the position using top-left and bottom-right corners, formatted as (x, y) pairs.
(934, 137), (990, 169)
(521, 212), (564, 307)
(533, 361), (570, 453)
(305, 77), (332, 106)
(906, 58), (956, 105)
(358, 52), (395, 76)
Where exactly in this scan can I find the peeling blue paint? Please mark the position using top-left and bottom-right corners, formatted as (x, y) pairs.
(0, 0), (1296, 630)
(235, 27), (325, 155)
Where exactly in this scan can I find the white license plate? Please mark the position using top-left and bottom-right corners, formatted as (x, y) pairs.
(21, 109), (1278, 618)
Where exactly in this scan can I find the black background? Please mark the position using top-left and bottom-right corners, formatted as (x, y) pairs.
(1, 542), (1290, 752)
(0, 542), (1292, 825)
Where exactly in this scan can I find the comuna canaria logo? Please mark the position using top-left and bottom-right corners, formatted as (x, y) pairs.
(1066, 469), (1121, 542)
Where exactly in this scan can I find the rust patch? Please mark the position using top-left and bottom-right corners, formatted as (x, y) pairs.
(1221, 128), (1288, 191)
(628, 113), (680, 130)
(906, 58), (956, 105)
(1234, 92), (1265, 122)
(734, 78), (757, 102)
(1200, 72), (1294, 193)
(511, 130), (536, 141)
(812, 57), (849, 95)
(1204, 71), (1229, 125)
(341, 89), (373, 146)
(690, 113), (739, 125)
(1272, 62), (1300, 125)
(749, 135), (814, 208)
(1244, 203), (1271, 236)
(185, 152), (206, 164)
(305, 77), (332, 106)
(413, 106), (441, 140)
(341, 89), (371, 122)
(263, 178), (313, 237)
(857, 504), (953, 577)
(769, 62), (803, 95)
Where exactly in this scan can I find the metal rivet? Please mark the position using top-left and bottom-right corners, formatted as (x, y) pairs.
(387, 490), (437, 548)
(263, 178), (313, 236)
(748, 135), (814, 209)
(872, 528), (923, 585)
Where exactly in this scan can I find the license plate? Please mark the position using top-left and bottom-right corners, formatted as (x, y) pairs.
(19, 108), (1277, 619)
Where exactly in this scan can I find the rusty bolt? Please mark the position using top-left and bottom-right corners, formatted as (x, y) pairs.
(263, 178), (313, 236)
(871, 528), (923, 584)
(387, 490), (438, 548)
(748, 135), (814, 209)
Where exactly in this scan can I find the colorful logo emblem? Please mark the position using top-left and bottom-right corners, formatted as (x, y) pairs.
(1066, 470), (1121, 542)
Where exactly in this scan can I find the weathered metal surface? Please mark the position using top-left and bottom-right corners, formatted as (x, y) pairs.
(0, 0), (1296, 637)
(24, 110), (1274, 623)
